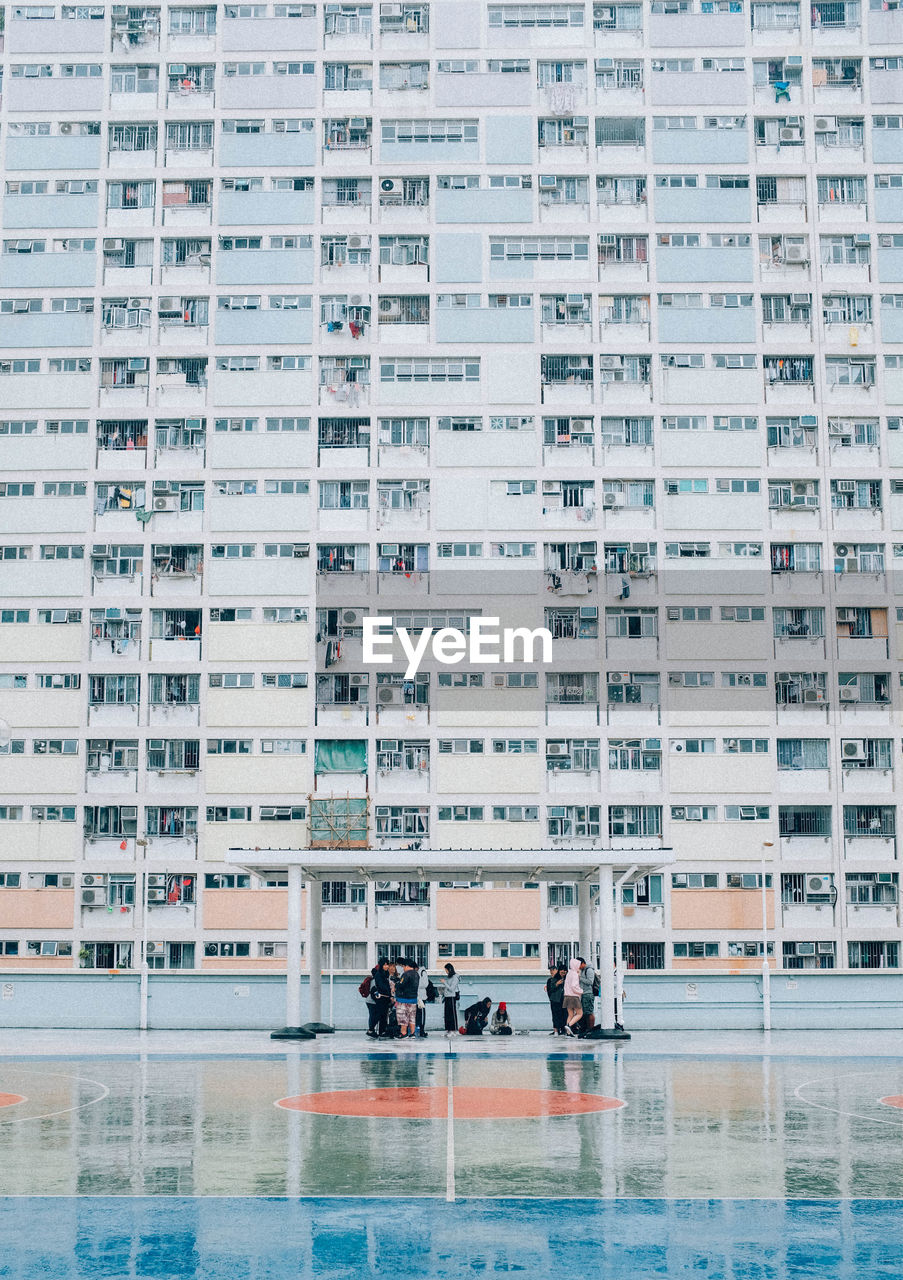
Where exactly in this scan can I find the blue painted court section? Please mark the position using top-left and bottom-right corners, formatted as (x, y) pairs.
(1, 1198), (901, 1279)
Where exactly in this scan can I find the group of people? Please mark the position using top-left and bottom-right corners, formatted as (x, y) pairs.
(361, 960), (514, 1039)
(545, 957), (625, 1037)
(361, 954), (622, 1040)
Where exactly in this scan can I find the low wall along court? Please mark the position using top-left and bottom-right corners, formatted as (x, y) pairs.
(1, 971), (902, 1031)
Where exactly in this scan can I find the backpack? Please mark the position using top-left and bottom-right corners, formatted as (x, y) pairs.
(358, 974), (372, 998)
(425, 979), (438, 1003)
(591, 972), (601, 997)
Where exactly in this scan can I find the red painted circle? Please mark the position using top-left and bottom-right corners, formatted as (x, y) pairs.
(879, 1095), (903, 1109)
(0, 1093), (26, 1109)
(276, 1086), (624, 1120)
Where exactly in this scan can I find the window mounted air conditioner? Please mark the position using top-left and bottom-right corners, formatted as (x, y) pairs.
(154, 495), (179, 511)
(539, 175), (558, 190)
(377, 685), (399, 704)
(547, 742), (568, 756)
(790, 293), (809, 306)
(803, 689), (823, 703)
(796, 942), (816, 956)
(603, 492), (622, 507)
(839, 686), (859, 701)
(128, 357), (148, 371)
(842, 739), (866, 760)
(145, 942), (164, 955)
(814, 117), (836, 132)
(349, 674), (368, 687)
(380, 179), (402, 196)
(799, 415), (818, 427)
(147, 873), (167, 887)
(566, 293), (585, 307)
(147, 888), (168, 902)
(81, 873), (108, 887)
(81, 889), (106, 906)
(853, 234), (870, 246)
(780, 127), (801, 142)
(807, 875), (832, 895)
(785, 245), (808, 262)
(608, 672), (630, 684)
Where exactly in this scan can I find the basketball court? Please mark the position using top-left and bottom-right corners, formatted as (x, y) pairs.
(2, 1030), (903, 1277)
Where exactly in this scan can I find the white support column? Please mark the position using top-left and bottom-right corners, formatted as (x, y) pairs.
(308, 875), (323, 1025)
(577, 878), (592, 958)
(597, 863), (615, 1032)
(285, 863), (303, 1030)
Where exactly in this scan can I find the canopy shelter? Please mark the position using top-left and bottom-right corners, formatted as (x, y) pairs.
(226, 847), (675, 1040)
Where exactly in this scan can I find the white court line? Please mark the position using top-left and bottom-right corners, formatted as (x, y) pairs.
(1, 1071), (110, 1125)
(793, 1071), (903, 1130)
(446, 1057), (455, 1203)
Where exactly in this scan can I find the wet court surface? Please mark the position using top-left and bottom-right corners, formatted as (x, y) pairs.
(2, 1039), (903, 1276)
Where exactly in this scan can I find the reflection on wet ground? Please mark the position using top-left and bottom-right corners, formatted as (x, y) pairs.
(2, 1051), (903, 1198)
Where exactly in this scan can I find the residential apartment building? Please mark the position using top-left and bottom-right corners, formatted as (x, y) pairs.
(2, 0), (903, 980)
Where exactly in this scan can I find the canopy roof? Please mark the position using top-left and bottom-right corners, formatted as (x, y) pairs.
(226, 847), (675, 882)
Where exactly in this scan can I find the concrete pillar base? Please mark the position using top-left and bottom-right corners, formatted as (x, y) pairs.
(271, 1027), (317, 1040)
(302, 1022), (335, 1034)
(582, 1028), (631, 1041)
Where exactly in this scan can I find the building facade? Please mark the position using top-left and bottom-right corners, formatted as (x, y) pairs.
(1, 0), (902, 980)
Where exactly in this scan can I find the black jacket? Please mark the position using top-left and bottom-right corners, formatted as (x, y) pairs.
(372, 968), (392, 999)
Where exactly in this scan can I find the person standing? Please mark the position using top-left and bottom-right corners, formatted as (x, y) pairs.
(394, 957), (419, 1039)
(415, 963), (430, 1038)
(563, 958), (583, 1036)
(545, 963), (566, 1035)
(441, 962), (460, 1037)
(370, 959), (392, 1038)
(578, 955), (596, 1035)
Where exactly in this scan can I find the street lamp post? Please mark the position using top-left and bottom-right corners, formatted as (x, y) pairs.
(761, 840), (775, 1031)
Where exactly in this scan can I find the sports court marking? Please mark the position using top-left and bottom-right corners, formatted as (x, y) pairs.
(0, 1094), (25, 1108)
(275, 1086), (625, 1119)
(0, 1071), (110, 1125)
(793, 1072), (903, 1129)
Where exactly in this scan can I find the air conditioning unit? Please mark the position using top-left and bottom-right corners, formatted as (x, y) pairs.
(148, 874), (167, 887)
(853, 234), (870, 246)
(779, 127), (801, 142)
(645, 738), (660, 751)
(598, 355), (621, 370)
(379, 298), (403, 318)
(842, 739), (866, 760)
(349, 674), (368, 687)
(579, 606), (598, 619)
(292, 544), (310, 558)
(786, 55), (803, 66)
(796, 942), (816, 956)
(59, 123), (73, 136)
(790, 293), (810, 306)
(60, 875), (74, 889)
(204, 943), (218, 957)
(154, 496), (178, 512)
(799, 415), (818, 427)
(145, 942), (164, 956)
(382, 4), (405, 17)
(539, 175), (558, 190)
(157, 296), (181, 313)
(566, 293), (585, 307)
(147, 887), (168, 902)
(835, 480), (855, 493)
(608, 672), (629, 684)
(380, 178), (402, 196)
(128, 357), (148, 371)
(81, 873), (108, 888)
(792, 482), (810, 496)
(547, 742), (568, 757)
(785, 245), (808, 263)
(602, 493), (622, 508)
(803, 689), (823, 703)
(839, 686), (860, 702)
(81, 889), (105, 906)
(835, 544), (850, 558)
(807, 875), (832, 895)
(378, 685), (399, 704)
(814, 116), (836, 132)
